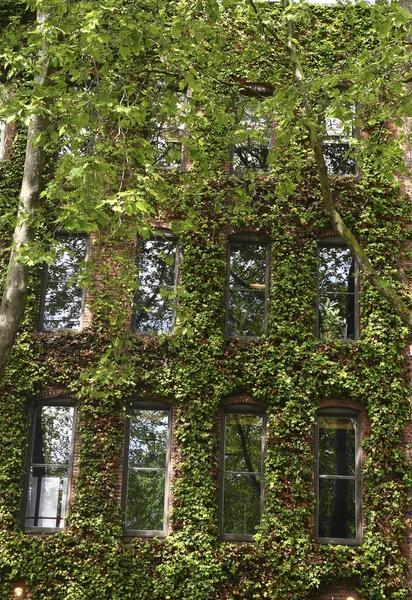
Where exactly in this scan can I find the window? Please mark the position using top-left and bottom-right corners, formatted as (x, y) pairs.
(0, 120), (7, 160)
(315, 409), (361, 544)
(220, 406), (266, 540)
(226, 234), (270, 337)
(124, 405), (171, 536)
(40, 234), (88, 331)
(232, 103), (272, 173)
(25, 402), (76, 531)
(133, 231), (178, 334)
(317, 238), (358, 340)
(322, 108), (356, 176)
(148, 95), (186, 169)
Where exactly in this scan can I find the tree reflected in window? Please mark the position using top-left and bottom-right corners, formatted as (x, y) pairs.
(133, 233), (178, 334)
(125, 408), (170, 533)
(41, 235), (88, 330)
(227, 237), (269, 337)
(322, 112), (356, 176)
(221, 411), (265, 538)
(317, 243), (357, 340)
(316, 412), (361, 543)
(25, 404), (75, 529)
(232, 105), (272, 173)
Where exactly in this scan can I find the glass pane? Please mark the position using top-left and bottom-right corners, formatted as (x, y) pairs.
(322, 142), (356, 175)
(228, 290), (265, 337)
(32, 406), (74, 466)
(318, 247), (354, 293)
(129, 410), (168, 469)
(318, 292), (355, 340)
(230, 243), (267, 287)
(233, 105), (271, 172)
(225, 414), (262, 473)
(233, 146), (269, 171)
(318, 417), (356, 476)
(43, 236), (87, 330)
(42, 284), (83, 329)
(223, 473), (261, 535)
(25, 466), (68, 528)
(134, 237), (177, 333)
(126, 470), (166, 531)
(318, 478), (356, 539)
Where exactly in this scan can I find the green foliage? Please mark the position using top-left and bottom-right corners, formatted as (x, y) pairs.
(1, 0), (412, 599)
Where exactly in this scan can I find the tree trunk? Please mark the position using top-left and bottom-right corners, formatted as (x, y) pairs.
(0, 10), (50, 382)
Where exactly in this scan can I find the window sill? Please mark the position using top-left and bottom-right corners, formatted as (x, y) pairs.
(316, 537), (361, 546)
(25, 527), (64, 535)
(124, 530), (167, 539)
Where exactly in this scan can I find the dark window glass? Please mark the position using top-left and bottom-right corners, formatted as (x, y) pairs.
(25, 405), (75, 529)
(125, 409), (170, 533)
(133, 234), (178, 334)
(151, 126), (183, 169)
(316, 413), (360, 543)
(232, 105), (271, 173)
(227, 239), (269, 337)
(317, 244), (356, 340)
(41, 235), (88, 330)
(322, 113), (356, 176)
(222, 413), (264, 537)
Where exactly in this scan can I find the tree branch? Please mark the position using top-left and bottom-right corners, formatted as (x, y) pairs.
(282, 0), (412, 332)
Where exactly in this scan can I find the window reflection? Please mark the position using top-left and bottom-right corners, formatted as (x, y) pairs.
(322, 111), (356, 176)
(41, 235), (88, 330)
(133, 234), (178, 334)
(317, 244), (356, 340)
(316, 414), (359, 542)
(222, 413), (264, 537)
(227, 239), (269, 337)
(125, 409), (169, 532)
(25, 405), (75, 529)
(232, 105), (272, 173)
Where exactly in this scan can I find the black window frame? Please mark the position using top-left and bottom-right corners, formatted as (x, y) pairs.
(315, 408), (362, 545)
(219, 404), (266, 542)
(122, 402), (172, 538)
(316, 236), (359, 342)
(23, 398), (77, 534)
(132, 229), (179, 335)
(39, 233), (89, 332)
(225, 233), (270, 339)
(230, 101), (273, 175)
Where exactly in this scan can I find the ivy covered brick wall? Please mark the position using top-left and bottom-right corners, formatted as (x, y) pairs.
(0, 3), (412, 600)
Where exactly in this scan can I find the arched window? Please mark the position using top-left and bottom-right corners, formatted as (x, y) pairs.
(220, 404), (266, 540)
(315, 408), (362, 544)
(24, 399), (76, 531)
(317, 236), (358, 341)
(133, 230), (179, 334)
(226, 233), (270, 337)
(123, 402), (172, 536)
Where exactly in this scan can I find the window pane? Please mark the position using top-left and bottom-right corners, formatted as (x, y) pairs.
(225, 414), (262, 473)
(42, 284), (84, 329)
(233, 105), (271, 172)
(318, 246), (355, 340)
(129, 410), (168, 469)
(322, 142), (356, 175)
(223, 473), (261, 535)
(134, 237), (177, 333)
(32, 406), (74, 465)
(228, 242), (267, 337)
(318, 478), (356, 539)
(318, 247), (354, 293)
(318, 292), (355, 340)
(42, 236), (87, 330)
(126, 470), (166, 531)
(26, 466), (69, 528)
(228, 291), (266, 337)
(319, 417), (356, 476)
